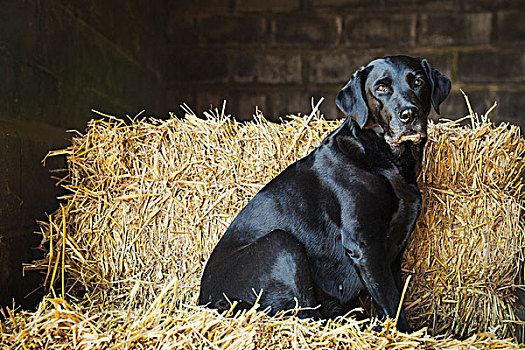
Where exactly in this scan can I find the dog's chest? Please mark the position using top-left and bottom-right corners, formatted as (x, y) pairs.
(382, 167), (421, 258)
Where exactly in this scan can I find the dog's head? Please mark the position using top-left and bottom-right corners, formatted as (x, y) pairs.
(336, 56), (451, 148)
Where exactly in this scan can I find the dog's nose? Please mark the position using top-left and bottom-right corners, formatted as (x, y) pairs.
(399, 108), (418, 122)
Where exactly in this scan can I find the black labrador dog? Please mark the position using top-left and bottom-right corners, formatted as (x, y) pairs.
(199, 55), (451, 332)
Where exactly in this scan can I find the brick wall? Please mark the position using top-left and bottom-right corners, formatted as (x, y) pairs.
(166, 0), (525, 128)
(0, 0), (166, 309)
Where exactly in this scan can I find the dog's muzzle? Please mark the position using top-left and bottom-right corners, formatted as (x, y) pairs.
(392, 132), (426, 146)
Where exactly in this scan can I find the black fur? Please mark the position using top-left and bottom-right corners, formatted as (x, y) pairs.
(198, 56), (451, 332)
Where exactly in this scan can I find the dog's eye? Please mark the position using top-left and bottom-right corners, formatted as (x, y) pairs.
(376, 84), (387, 92)
(414, 78), (424, 87)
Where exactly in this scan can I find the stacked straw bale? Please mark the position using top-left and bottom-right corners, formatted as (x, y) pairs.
(35, 107), (337, 308)
(404, 112), (525, 338)
(2, 100), (525, 348)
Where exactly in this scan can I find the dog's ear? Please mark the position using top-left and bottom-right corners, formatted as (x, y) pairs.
(336, 65), (372, 128)
(421, 59), (451, 115)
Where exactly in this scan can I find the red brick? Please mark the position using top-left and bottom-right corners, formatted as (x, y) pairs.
(273, 15), (341, 47)
(495, 10), (525, 44)
(236, 0), (299, 12)
(200, 16), (268, 45)
(457, 50), (525, 84)
(310, 0), (380, 7)
(233, 54), (302, 84)
(388, 0), (455, 11)
(418, 12), (492, 46)
(306, 53), (377, 84)
(169, 0), (232, 14)
(460, 0), (523, 10)
(167, 51), (229, 83)
(343, 14), (416, 48)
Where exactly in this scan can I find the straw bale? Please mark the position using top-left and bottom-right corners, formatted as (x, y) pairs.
(34, 106), (336, 309)
(404, 113), (525, 338)
(2, 99), (525, 348)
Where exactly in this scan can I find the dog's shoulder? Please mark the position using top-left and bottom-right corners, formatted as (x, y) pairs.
(318, 120), (391, 174)
(323, 120), (366, 160)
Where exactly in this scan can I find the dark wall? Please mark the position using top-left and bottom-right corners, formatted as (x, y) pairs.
(166, 0), (525, 127)
(2, 0), (525, 310)
(0, 0), (166, 309)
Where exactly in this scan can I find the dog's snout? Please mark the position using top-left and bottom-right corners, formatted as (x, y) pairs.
(399, 107), (418, 122)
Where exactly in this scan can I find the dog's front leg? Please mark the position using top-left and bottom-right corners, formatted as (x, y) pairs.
(391, 252), (404, 293)
(346, 245), (412, 332)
